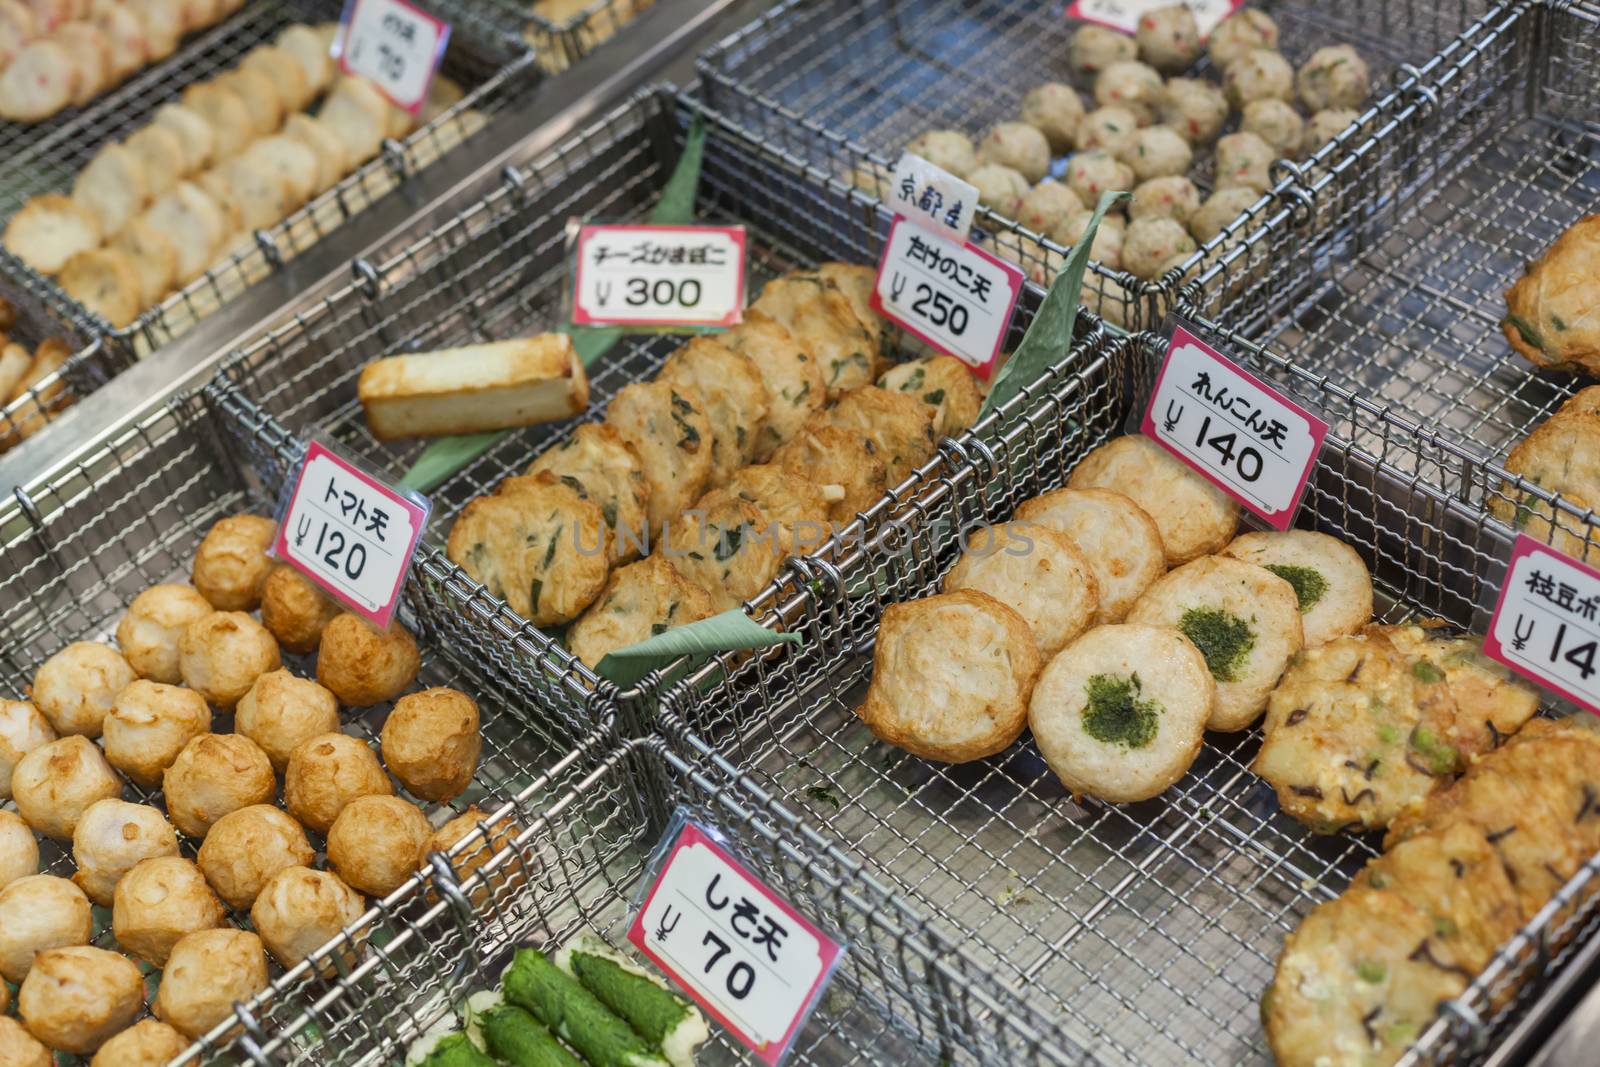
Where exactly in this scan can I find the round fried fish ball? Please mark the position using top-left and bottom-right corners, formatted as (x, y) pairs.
(1053, 210), (1124, 271)
(431, 805), (518, 900)
(655, 490), (783, 614)
(12, 735), (122, 840)
(526, 423), (652, 565)
(71, 798), (179, 906)
(1188, 186), (1261, 243)
(967, 162), (1028, 216)
(943, 522), (1098, 659)
(18, 945), (143, 1054)
(1302, 108), (1360, 157)
(1070, 24), (1136, 81)
(191, 514), (276, 611)
(162, 733), (276, 839)
(1214, 130), (1276, 193)
(1094, 60), (1164, 125)
(326, 795), (431, 898)
(197, 804), (315, 910)
(820, 385), (938, 488)
(1223, 49), (1294, 110)
(178, 611), (281, 710)
(1123, 216), (1197, 280)
(1130, 175), (1200, 226)
(658, 337), (770, 486)
(112, 856), (225, 967)
(0, 810), (38, 890)
(103, 679), (210, 787)
(0, 1017), (51, 1067)
(1016, 179), (1083, 237)
(1019, 82), (1084, 153)
(1016, 487), (1166, 624)
(259, 565), (340, 654)
(156, 929), (269, 1040)
(32, 641), (136, 737)
(1126, 125), (1191, 181)
(606, 380), (714, 532)
(976, 121), (1051, 184)
(1242, 98), (1304, 159)
(1207, 9), (1278, 68)
(566, 558), (716, 671)
(1066, 149), (1133, 208)
(116, 583), (213, 683)
(0, 698), (55, 801)
(774, 423), (887, 529)
(90, 1019), (189, 1067)
(250, 865), (365, 969)
(1135, 4), (1199, 74)
(877, 355), (984, 439)
(1068, 434), (1238, 566)
(0, 875), (91, 983)
(1075, 104), (1139, 159)
(316, 612), (419, 706)
(381, 687), (480, 802)
(284, 731), (393, 834)
(722, 317), (826, 463)
(903, 129), (977, 178)
(1158, 77), (1228, 145)
(1222, 530), (1373, 647)
(235, 669), (339, 773)
(1297, 44), (1369, 112)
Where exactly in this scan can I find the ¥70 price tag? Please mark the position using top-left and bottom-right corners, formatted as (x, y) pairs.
(336, 0), (450, 114)
(1485, 536), (1600, 716)
(572, 224), (747, 330)
(629, 817), (845, 1065)
(1142, 321), (1328, 530)
(271, 440), (430, 630)
(1067, 0), (1243, 37)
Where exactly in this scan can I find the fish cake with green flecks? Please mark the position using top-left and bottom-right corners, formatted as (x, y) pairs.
(815, 385), (937, 488)
(1222, 530), (1373, 647)
(605, 381), (712, 533)
(1068, 434), (1238, 566)
(566, 556), (715, 670)
(657, 336), (769, 486)
(1385, 624), (1539, 767)
(877, 354), (983, 438)
(719, 317), (823, 462)
(750, 273), (879, 400)
(773, 423), (887, 530)
(526, 424), (651, 566)
(653, 488), (783, 614)
(1494, 385), (1600, 563)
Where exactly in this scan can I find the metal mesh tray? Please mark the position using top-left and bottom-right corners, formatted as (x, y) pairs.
(0, 271), (105, 457)
(652, 321), (1600, 1066)
(514, 0), (660, 73)
(695, 0), (1496, 333)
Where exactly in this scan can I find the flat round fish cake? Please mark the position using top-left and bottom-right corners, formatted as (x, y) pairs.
(1068, 434), (1238, 566)
(1016, 487), (1165, 624)
(942, 521), (1098, 659)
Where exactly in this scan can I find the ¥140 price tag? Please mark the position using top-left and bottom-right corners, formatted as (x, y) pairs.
(271, 440), (430, 630)
(888, 152), (978, 244)
(871, 216), (1023, 380)
(1485, 536), (1600, 716)
(572, 224), (747, 330)
(1067, 0), (1243, 37)
(629, 818), (845, 1066)
(1142, 321), (1328, 530)
(337, 0), (450, 114)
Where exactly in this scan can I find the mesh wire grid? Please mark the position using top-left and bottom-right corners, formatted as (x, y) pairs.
(651, 320), (1600, 1067)
(0, 269), (105, 460)
(512, 0), (660, 73)
(694, 0), (1496, 333)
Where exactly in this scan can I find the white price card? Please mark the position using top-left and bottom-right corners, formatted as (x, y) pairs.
(629, 819), (844, 1066)
(1067, 0), (1244, 37)
(888, 152), (979, 244)
(1142, 321), (1329, 530)
(336, 0), (450, 114)
(271, 440), (430, 630)
(871, 216), (1023, 381)
(572, 224), (747, 330)
(1485, 536), (1600, 716)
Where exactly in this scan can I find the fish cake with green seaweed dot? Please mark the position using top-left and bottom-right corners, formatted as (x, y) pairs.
(751, 273), (880, 400)
(1222, 529), (1373, 647)
(605, 381), (713, 533)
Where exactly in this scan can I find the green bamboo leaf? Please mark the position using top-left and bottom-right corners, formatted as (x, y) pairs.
(594, 608), (800, 687)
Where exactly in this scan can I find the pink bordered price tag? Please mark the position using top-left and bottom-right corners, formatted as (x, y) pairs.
(271, 439), (430, 630)
(1067, 0), (1244, 37)
(1142, 321), (1329, 530)
(628, 815), (845, 1066)
(871, 216), (1023, 381)
(335, 0), (450, 114)
(1484, 535), (1600, 716)
(572, 224), (747, 330)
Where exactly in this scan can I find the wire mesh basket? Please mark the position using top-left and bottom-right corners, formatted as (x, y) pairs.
(515, 0), (659, 73)
(0, 269), (104, 457)
(695, 0), (1498, 334)
(652, 317), (1600, 1066)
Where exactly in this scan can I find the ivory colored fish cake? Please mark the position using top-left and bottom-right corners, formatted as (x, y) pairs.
(1068, 434), (1238, 565)
(566, 556), (716, 670)
(721, 316), (824, 461)
(526, 423), (650, 565)
(606, 380), (713, 533)
(1221, 529), (1372, 647)
(817, 384), (937, 487)
(1016, 487), (1165, 623)
(773, 423), (887, 529)
(722, 463), (831, 552)
(942, 521), (1098, 659)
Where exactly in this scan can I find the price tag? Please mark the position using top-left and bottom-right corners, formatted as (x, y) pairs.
(887, 152), (979, 244)
(870, 216), (1023, 380)
(628, 818), (845, 1066)
(271, 440), (430, 630)
(572, 224), (747, 330)
(1067, 0), (1243, 37)
(1484, 536), (1600, 715)
(336, 0), (450, 114)
(1141, 321), (1328, 530)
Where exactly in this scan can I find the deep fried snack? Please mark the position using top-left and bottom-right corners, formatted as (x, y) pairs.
(316, 612), (420, 706)
(1014, 487), (1165, 624)
(1502, 215), (1600, 374)
(1068, 434), (1238, 566)
(566, 557), (716, 670)
(380, 686), (481, 802)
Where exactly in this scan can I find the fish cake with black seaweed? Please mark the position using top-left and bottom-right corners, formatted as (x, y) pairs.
(605, 381), (713, 532)
(721, 317), (825, 461)
(526, 424), (650, 565)
(657, 337), (770, 485)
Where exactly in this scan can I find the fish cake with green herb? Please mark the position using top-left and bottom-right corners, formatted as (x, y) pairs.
(1068, 434), (1239, 566)
(722, 464), (832, 554)
(526, 424), (650, 565)
(878, 355), (984, 438)
(1015, 487), (1166, 624)
(1221, 530), (1372, 647)
(1385, 624), (1539, 766)
(1494, 385), (1600, 563)
(1502, 214), (1600, 375)
(720, 317), (825, 462)
(751, 274), (879, 400)
(653, 488), (783, 613)
(605, 381), (712, 533)
(657, 337), (770, 486)
(773, 424), (888, 529)
(566, 557), (716, 670)
(812, 263), (890, 346)
(817, 385), (938, 487)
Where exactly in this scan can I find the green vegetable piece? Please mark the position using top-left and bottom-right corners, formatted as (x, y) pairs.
(1433, 917), (1458, 938)
(1264, 564), (1328, 613)
(1376, 723), (1400, 745)
(1081, 673), (1161, 749)
(1178, 606), (1255, 682)
(1412, 660), (1445, 684)
(1356, 960), (1387, 984)
(1505, 314), (1544, 353)
(1408, 725), (1458, 775)
(1367, 871), (1389, 890)
(567, 950), (692, 1049)
(503, 949), (668, 1067)
(1383, 1022), (1417, 1046)
(482, 1004), (585, 1067)
(419, 1033), (498, 1067)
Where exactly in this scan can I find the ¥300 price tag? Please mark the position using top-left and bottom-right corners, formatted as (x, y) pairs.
(572, 224), (746, 330)
(871, 216), (1023, 380)
(888, 152), (978, 244)
(1485, 536), (1600, 715)
(337, 0), (450, 114)
(1142, 321), (1328, 529)
(271, 440), (430, 630)
(629, 818), (844, 1066)
(1067, 0), (1243, 37)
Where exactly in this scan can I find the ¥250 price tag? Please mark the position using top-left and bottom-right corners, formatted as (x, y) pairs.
(572, 224), (747, 330)
(337, 0), (451, 114)
(1485, 536), (1600, 716)
(888, 152), (978, 244)
(1142, 321), (1328, 529)
(629, 817), (845, 1066)
(271, 440), (430, 630)
(1067, 0), (1244, 37)
(871, 216), (1023, 380)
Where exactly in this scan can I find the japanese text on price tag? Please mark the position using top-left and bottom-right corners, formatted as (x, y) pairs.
(271, 440), (430, 630)
(629, 819), (844, 1066)
(1067, 0), (1244, 37)
(888, 152), (978, 243)
(871, 217), (1023, 380)
(337, 0), (450, 114)
(572, 224), (746, 330)
(1485, 536), (1600, 715)
(1142, 321), (1328, 529)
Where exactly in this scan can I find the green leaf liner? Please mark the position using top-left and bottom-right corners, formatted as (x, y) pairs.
(595, 608), (800, 687)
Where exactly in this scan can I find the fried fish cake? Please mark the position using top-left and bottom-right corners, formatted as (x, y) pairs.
(1385, 625), (1539, 767)
(811, 263), (889, 347)
(1127, 555), (1303, 731)
(657, 337), (769, 485)
(720, 317), (825, 461)
(526, 424), (650, 566)
(1221, 530), (1373, 647)
(773, 424), (887, 529)
(605, 381), (713, 533)
(816, 385), (937, 488)
(1015, 488), (1165, 624)
(1502, 214), (1600, 375)
(877, 355), (984, 438)
(566, 557), (716, 670)
(1068, 434), (1238, 566)
(858, 590), (1040, 763)
(942, 522), (1098, 659)
(722, 464), (831, 555)
(1467, 730), (1600, 857)
(654, 489), (783, 613)
(1495, 386), (1600, 563)
(750, 274), (879, 400)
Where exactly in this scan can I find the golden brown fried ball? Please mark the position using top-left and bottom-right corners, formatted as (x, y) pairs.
(431, 805), (520, 905)
(260, 565), (341, 654)
(0, 874), (91, 983)
(156, 928), (270, 1041)
(112, 856), (226, 967)
(0, 1016), (51, 1067)
(380, 687), (480, 802)
(196, 804), (315, 910)
(71, 798), (179, 906)
(250, 865), (365, 970)
(0, 810), (38, 890)
(11, 735), (123, 840)
(326, 794), (431, 898)
(17, 945), (143, 1054)
(116, 584), (214, 683)
(90, 1019), (189, 1067)
(178, 611), (281, 710)
(283, 731), (393, 834)
(102, 680), (211, 787)
(31, 641), (136, 737)
(316, 613), (420, 706)
(0, 698), (55, 801)
(162, 733), (276, 839)
(235, 669), (340, 773)
(192, 515), (277, 611)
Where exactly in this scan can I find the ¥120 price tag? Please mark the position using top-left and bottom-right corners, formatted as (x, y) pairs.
(888, 152), (979, 244)
(871, 216), (1023, 380)
(1067, 0), (1243, 37)
(1485, 536), (1600, 716)
(572, 224), (747, 330)
(336, 0), (451, 114)
(1142, 321), (1328, 530)
(271, 440), (430, 630)
(629, 817), (845, 1066)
